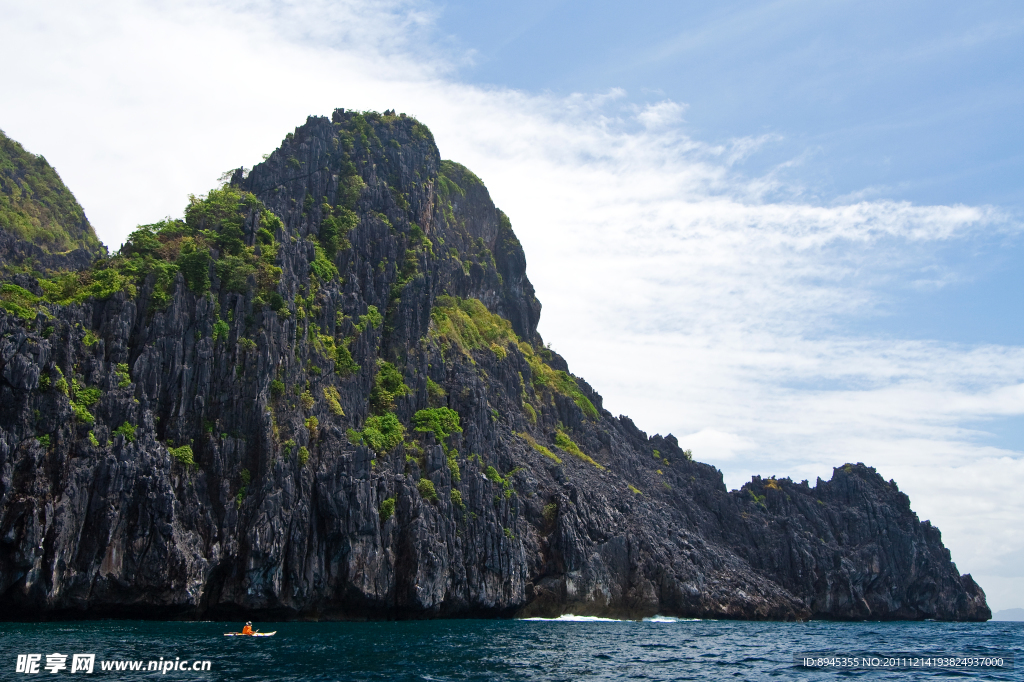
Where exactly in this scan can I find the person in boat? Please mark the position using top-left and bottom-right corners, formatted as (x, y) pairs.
(241, 622), (254, 636)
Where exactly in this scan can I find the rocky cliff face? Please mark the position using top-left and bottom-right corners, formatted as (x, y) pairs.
(0, 111), (990, 621)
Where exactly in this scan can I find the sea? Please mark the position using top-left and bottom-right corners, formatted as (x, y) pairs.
(0, 617), (1019, 681)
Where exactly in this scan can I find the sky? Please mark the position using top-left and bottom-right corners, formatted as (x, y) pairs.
(1, 0), (1021, 611)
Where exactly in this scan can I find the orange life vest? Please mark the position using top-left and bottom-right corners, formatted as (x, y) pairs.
(242, 625), (253, 635)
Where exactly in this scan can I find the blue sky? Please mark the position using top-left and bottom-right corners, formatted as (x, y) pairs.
(434, 0), (1024, 351)
(439, 0), (1024, 208)
(1, 0), (1021, 610)
(433, 0), (1024, 484)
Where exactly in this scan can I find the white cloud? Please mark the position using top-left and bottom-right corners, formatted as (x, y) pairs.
(636, 100), (687, 129)
(2, 0), (1022, 610)
(676, 429), (758, 462)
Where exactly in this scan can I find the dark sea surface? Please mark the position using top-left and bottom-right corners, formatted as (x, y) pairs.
(1, 617), (1019, 681)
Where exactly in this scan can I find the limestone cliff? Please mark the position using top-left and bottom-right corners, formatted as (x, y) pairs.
(0, 111), (990, 621)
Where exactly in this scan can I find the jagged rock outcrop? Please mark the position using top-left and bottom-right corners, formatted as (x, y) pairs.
(0, 112), (989, 621)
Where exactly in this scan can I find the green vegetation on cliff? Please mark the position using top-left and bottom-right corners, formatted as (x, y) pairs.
(428, 295), (598, 420)
(0, 129), (102, 256)
(555, 428), (604, 470)
(412, 407), (462, 444)
(1, 185), (286, 318)
(0, 283), (44, 321)
(348, 413), (406, 454)
(430, 295), (517, 358)
(518, 432), (561, 463)
(413, 407), (463, 479)
(112, 185), (284, 304)
(369, 360), (411, 414)
(439, 160), (484, 190)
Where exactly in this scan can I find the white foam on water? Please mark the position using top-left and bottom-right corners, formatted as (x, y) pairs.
(643, 616), (701, 623)
(519, 614), (627, 622)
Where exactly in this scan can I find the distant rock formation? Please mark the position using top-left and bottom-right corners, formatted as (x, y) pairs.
(992, 608), (1024, 621)
(0, 112), (990, 621)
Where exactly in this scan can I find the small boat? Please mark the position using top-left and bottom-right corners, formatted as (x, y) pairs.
(223, 631), (277, 637)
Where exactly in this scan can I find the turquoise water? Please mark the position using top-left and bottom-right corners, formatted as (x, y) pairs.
(1, 618), (1019, 680)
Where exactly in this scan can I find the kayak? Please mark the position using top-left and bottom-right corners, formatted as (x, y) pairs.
(224, 631), (277, 637)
